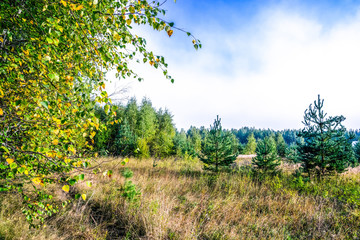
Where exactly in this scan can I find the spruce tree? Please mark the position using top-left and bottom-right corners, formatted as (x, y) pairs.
(297, 95), (355, 178)
(252, 136), (280, 173)
(114, 119), (137, 156)
(199, 116), (239, 172)
(275, 132), (287, 157)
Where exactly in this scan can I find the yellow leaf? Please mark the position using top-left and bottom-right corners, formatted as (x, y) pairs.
(23, 49), (29, 55)
(75, 5), (84, 11)
(53, 129), (59, 135)
(149, 61), (154, 66)
(81, 194), (86, 200)
(0, 108), (3, 116)
(6, 158), (14, 164)
(126, 19), (132, 25)
(90, 131), (96, 138)
(60, 0), (67, 7)
(86, 181), (92, 187)
(192, 39), (196, 44)
(62, 185), (70, 192)
(32, 178), (43, 186)
(167, 29), (173, 37)
(114, 32), (120, 41)
(52, 139), (59, 145)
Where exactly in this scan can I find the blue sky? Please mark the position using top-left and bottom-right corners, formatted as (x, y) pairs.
(107, 0), (360, 130)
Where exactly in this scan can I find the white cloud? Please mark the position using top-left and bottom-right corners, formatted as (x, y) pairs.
(107, 5), (360, 130)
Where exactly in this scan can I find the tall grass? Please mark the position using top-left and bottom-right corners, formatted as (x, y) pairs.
(1, 157), (360, 239)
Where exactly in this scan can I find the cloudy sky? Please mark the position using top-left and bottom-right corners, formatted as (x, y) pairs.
(107, 0), (360, 131)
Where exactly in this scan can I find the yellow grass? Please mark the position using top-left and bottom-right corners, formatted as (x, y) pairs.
(1, 157), (360, 239)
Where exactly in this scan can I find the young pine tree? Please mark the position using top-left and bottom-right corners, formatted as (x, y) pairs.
(252, 136), (280, 173)
(275, 132), (287, 157)
(244, 133), (257, 154)
(199, 116), (239, 172)
(297, 95), (355, 178)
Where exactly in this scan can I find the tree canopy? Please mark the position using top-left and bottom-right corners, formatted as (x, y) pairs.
(0, 0), (199, 226)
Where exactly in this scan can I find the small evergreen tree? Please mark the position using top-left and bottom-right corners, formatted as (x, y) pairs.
(199, 116), (239, 172)
(238, 142), (245, 154)
(252, 136), (280, 173)
(285, 143), (300, 163)
(244, 133), (257, 154)
(297, 95), (355, 178)
(113, 119), (137, 156)
(275, 132), (287, 157)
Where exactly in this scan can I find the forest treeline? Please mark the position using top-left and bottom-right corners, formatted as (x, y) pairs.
(94, 97), (360, 160)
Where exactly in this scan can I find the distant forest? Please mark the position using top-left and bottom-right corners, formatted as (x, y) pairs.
(94, 97), (360, 159)
(232, 128), (360, 145)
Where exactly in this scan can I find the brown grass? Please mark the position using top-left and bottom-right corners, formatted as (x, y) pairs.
(1, 157), (360, 239)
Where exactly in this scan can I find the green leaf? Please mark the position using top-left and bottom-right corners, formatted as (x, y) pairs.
(111, 105), (118, 111)
(68, 179), (77, 186)
(10, 162), (17, 169)
(104, 105), (110, 114)
(40, 101), (48, 109)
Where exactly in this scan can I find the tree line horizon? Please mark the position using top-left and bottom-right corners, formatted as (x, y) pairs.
(94, 96), (360, 160)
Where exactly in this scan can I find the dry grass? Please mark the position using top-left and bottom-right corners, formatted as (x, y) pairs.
(1, 157), (360, 239)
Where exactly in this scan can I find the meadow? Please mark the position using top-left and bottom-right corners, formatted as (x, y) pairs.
(1, 156), (360, 240)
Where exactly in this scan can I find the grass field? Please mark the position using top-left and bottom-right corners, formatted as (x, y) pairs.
(1, 157), (360, 239)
